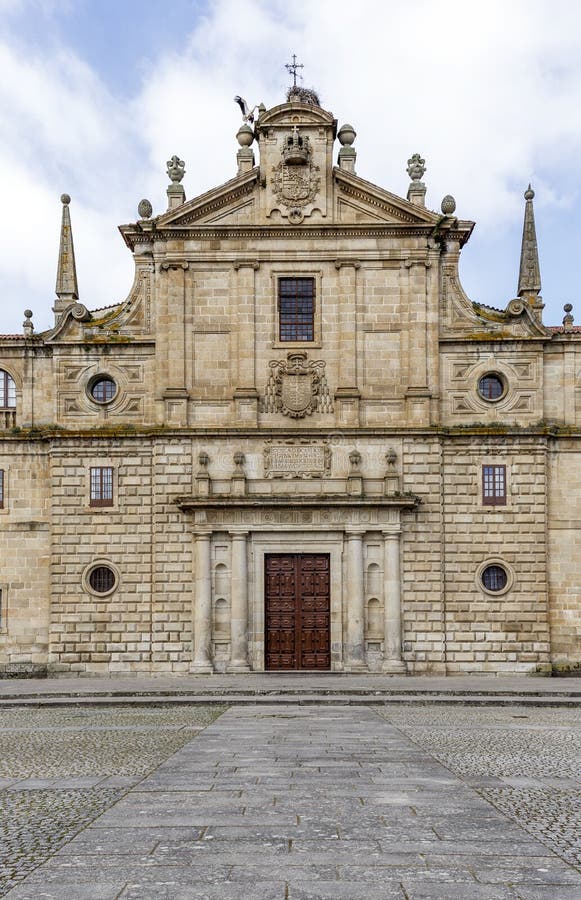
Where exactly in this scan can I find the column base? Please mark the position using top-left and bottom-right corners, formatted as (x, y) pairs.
(189, 663), (214, 674)
(343, 662), (368, 673)
(382, 659), (407, 674)
(227, 662), (251, 673)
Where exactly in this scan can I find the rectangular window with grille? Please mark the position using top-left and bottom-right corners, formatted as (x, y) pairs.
(90, 467), (114, 507)
(482, 465), (506, 506)
(0, 469), (4, 509)
(279, 277), (315, 342)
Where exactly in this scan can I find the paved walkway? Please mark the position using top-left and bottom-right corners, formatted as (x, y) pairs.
(5, 705), (581, 899)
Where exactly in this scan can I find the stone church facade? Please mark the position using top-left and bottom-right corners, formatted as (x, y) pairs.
(0, 85), (579, 677)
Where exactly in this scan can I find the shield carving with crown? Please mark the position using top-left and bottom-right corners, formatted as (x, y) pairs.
(272, 128), (320, 212)
(262, 352), (334, 418)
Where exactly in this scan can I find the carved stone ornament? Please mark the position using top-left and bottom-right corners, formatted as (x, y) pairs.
(138, 198), (153, 219)
(264, 440), (332, 479)
(407, 153), (426, 182)
(272, 128), (320, 211)
(262, 351), (333, 418)
(167, 155), (185, 183)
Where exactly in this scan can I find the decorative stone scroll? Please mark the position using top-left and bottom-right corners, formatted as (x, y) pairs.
(264, 440), (331, 479)
(262, 352), (333, 418)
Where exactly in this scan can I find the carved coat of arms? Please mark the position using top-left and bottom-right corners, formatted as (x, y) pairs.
(262, 352), (333, 418)
(272, 128), (320, 212)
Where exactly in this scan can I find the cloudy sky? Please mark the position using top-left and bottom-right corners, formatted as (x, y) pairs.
(1, 0), (579, 334)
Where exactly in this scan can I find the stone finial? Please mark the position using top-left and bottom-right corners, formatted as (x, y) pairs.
(236, 125), (254, 147)
(517, 184), (542, 317)
(231, 452), (247, 496)
(338, 123), (357, 173)
(23, 309), (34, 337)
(348, 450), (362, 471)
(384, 448), (400, 495)
(407, 153), (425, 182)
(563, 303), (574, 331)
(196, 452), (212, 497)
(441, 195), (456, 216)
(236, 124), (255, 175)
(406, 153), (426, 207)
(138, 199), (153, 219)
(166, 156), (186, 210)
(167, 156), (185, 183)
(347, 450), (363, 496)
(54, 193), (79, 315)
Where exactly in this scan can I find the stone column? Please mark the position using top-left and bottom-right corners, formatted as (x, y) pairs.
(228, 531), (251, 672)
(190, 530), (213, 673)
(382, 529), (406, 673)
(345, 529), (367, 670)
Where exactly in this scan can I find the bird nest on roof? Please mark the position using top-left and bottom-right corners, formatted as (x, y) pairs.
(287, 86), (321, 106)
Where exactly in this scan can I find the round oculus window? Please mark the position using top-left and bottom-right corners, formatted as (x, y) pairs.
(89, 376), (117, 404)
(481, 564), (508, 593)
(88, 565), (116, 595)
(478, 373), (505, 402)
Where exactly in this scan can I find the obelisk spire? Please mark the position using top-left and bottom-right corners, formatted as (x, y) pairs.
(54, 193), (79, 322)
(517, 185), (541, 296)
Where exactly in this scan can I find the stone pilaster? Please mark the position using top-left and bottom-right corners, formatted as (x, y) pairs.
(191, 530), (213, 673)
(404, 259), (431, 425)
(344, 528), (367, 670)
(160, 262), (189, 426)
(228, 531), (251, 671)
(382, 529), (406, 673)
(233, 261), (259, 425)
(334, 260), (360, 425)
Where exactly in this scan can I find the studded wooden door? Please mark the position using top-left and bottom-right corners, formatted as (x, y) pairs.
(265, 554), (330, 670)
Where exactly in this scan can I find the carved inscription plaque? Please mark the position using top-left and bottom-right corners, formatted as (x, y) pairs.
(264, 441), (331, 479)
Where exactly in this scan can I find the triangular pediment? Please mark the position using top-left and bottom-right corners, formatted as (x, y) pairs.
(155, 169), (260, 228)
(333, 168), (441, 226)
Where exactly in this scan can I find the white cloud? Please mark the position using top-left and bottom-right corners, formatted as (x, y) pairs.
(1, 0), (581, 334)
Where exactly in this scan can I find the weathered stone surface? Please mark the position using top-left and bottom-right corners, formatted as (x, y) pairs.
(4, 703), (581, 898)
(0, 87), (579, 678)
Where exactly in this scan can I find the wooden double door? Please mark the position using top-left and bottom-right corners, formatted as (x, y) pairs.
(265, 554), (330, 670)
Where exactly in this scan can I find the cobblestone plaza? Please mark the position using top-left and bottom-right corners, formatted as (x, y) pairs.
(0, 702), (579, 898)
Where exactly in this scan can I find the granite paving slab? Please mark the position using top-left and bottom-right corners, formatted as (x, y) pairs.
(4, 704), (581, 899)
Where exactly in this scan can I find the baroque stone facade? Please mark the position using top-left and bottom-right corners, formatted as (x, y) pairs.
(0, 87), (579, 676)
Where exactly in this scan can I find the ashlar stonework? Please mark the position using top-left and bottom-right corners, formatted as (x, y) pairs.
(0, 86), (579, 677)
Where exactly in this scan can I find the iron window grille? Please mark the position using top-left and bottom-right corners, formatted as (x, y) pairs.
(88, 566), (116, 594)
(482, 465), (506, 506)
(90, 467), (114, 507)
(279, 277), (315, 342)
(481, 564), (508, 592)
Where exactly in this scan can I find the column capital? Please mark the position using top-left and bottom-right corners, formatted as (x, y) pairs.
(344, 527), (366, 538)
(229, 530), (250, 539)
(382, 528), (402, 539)
(193, 529), (212, 539)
